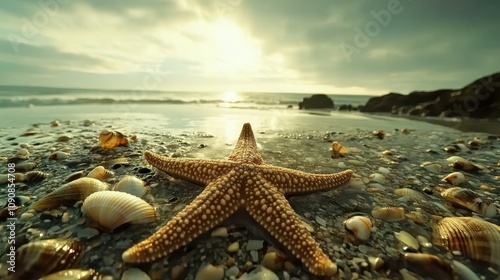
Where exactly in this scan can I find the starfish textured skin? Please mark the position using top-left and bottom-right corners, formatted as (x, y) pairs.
(122, 123), (353, 276)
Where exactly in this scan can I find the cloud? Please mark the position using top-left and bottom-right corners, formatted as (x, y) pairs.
(0, 0), (499, 94)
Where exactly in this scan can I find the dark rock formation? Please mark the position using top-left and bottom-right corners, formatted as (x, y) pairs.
(361, 72), (500, 119)
(298, 94), (334, 109)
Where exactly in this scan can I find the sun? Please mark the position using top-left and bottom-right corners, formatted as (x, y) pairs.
(222, 91), (239, 103)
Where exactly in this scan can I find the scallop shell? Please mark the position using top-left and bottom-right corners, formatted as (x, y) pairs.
(432, 217), (500, 268)
(31, 177), (108, 210)
(39, 269), (103, 280)
(65, 170), (85, 182)
(394, 188), (427, 203)
(441, 171), (465, 185)
(371, 207), (405, 222)
(344, 215), (372, 241)
(420, 162), (442, 174)
(441, 187), (497, 217)
(87, 166), (113, 181)
(330, 141), (348, 158)
(99, 129), (128, 150)
(10, 239), (84, 280)
(113, 175), (149, 197)
(24, 170), (48, 184)
(81, 190), (156, 232)
(101, 157), (130, 169)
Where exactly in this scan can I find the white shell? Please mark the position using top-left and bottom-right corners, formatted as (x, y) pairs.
(81, 191), (156, 232)
(394, 231), (419, 250)
(394, 188), (427, 203)
(113, 176), (148, 197)
(441, 172), (465, 185)
(344, 216), (372, 241)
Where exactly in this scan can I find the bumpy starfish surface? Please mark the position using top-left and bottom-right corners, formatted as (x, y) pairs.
(122, 123), (353, 276)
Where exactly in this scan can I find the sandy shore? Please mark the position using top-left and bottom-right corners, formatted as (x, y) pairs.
(0, 110), (499, 279)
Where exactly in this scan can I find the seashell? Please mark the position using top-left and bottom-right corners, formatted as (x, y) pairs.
(0, 173), (25, 184)
(122, 268), (150, 280)
(440, 187), (497, 217)
(330, 141), (348, 158)
(87, 166), (113, 181)
(24, 170), (48, 184)
(368, 173), (385, 183)
(101, 157), (130, 169)
(57, 135), (72, 142)
(401, 128), (409, 135)
(446, 156), (485, 172)
(65, 170), (85, 182)
(371, 207), (405, 222)
(39, 269), (104, 280)
(432, 217), (500, 268)
(81, 190), (156, 232)
(50, 120), (61, 127)
(16, 148), (30, 159)
(420, 162), (442, 174)
(99, 129), (128, 150)
(394, 231), (419, 250)
(443, 145), (458, 153)
(403, 253), (455, 280)
(372, 130), (384, 139)
(344, 215), (372, 241)
(10, 161), (37, 172)
(31, 177), (108, 210)
(10, 239), (84, 280)
(113, 175), (149, 197)
(21, 128), (39, 136)
(441, 171), (465, 185)
(261, 251), (285, 271)
(394, 188), (427, 203)
(194, 264), (225, 280)
(48, 151), (69, 160)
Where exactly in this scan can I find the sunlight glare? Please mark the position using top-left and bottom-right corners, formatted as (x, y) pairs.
(222, 91), (239, 103)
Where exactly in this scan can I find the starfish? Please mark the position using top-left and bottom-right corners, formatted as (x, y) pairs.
(122, 123), (353, 276)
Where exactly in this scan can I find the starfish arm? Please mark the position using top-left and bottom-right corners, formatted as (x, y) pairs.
(245, 174), (337, 276)
(144, 150), (237, 185)
(122, 172), (242, 263)
(256, 165), (353, 195)
(228, 123), (264, 165)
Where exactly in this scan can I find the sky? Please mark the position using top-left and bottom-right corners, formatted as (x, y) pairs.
(0, 1), (499, 95)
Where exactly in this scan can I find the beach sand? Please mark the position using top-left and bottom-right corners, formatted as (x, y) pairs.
(0, 105), (499, 279)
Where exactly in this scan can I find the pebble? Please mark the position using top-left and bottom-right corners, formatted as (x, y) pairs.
(122, 268), (151, 280)
(261, 252), (284, 271)
(77, 227), (100, 239)
(211, 227), (228, 237)
(246, 239), (264, 251)
(250, 250), (259, 263)
(239, 266), (279, 280)
(227, 241), (240, 252)
(195, 264), (224, 280)
(315, 216), (327, 227)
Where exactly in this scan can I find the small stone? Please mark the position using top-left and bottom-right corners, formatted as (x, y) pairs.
(250, 250), (259, 263)
(211, 227), (228, 238)
(61, 212), (70, 223)
(239, 266), (279, 280)
(122, 268), (151, 280)
(195, 264), (224, 280)
(315, 216), (327, 227)
(227, 241), (239, 252)
(77, 227), (100, 239)
(226, 266), (239, 278)
(261, 252), (284, 271)
(246, 239), (264, 251)
(19, 212), (34, 222)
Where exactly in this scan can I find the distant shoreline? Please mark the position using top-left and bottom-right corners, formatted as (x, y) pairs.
(367, 113), (500, 136)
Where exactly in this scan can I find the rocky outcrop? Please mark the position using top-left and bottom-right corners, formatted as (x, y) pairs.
(361, 72), (500, 119)
(298, 94), (334, 109)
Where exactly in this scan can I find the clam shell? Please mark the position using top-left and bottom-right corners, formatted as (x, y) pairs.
(441, 187), (497, 217)
(113, 175), (148, 197)
(39, 269), (103, 280)
(31, 177), (108, 210)
(432, 217), (500, 268)
(65, 170), (85, 182)
(99, 129), (128, 150)
(371, 207), (405, 222)
(441, 171), (465, 185)
(48, 151), (69, 160)
(394, 231), (419, 250)
(403, 253), (455, 280)
(344, 215), (372, 241)
(10, 161), (37, 172)
(330, 141), (348, 158)
(81, 190), (156, 232)
(101, 157), (130, 169)
(446, 156), (485, 172)
(24, 170), (48, 184)
(87, 166), (113, 181)
(10, 239), (84, 280)
(420, 162), (442, 174)
(16, 148), (30, 159)
(394, 188), (427, 203)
